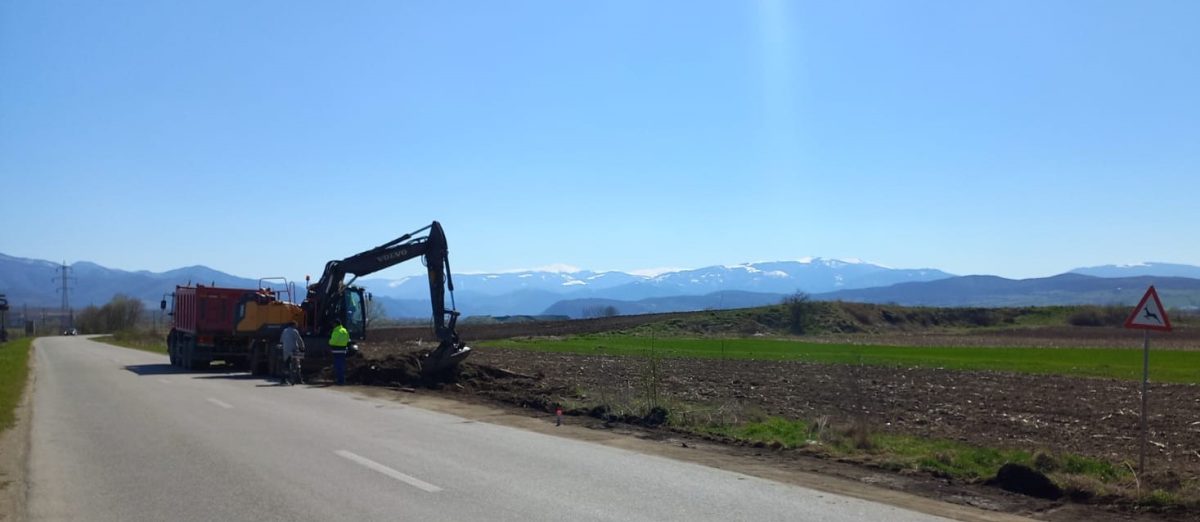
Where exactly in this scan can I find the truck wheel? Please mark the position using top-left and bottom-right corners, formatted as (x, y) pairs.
(182, 340), (194, 370)
(189, 340), (209, 370)
(249, 344), (265, 376)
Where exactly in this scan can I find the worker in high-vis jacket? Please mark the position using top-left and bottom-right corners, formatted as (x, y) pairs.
(329, 320), (350, 385)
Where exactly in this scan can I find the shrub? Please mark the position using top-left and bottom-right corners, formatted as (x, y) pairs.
(1067, 306), (1126, 327)
(783, 292), (820, 334)
(75, 294), (144, 334)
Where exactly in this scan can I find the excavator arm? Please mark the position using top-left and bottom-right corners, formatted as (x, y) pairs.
(306, 221), (470, 374)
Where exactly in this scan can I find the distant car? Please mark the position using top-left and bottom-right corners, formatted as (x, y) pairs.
(63, 328), (77, 336)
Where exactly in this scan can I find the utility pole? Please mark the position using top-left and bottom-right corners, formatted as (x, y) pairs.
(0, 294), (9, 342)
(54, 261), (77, 332)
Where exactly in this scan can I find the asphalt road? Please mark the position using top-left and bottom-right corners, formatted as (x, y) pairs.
(27, 336), (954, 521)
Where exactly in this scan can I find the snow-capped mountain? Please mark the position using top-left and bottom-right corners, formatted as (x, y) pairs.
(1070, 262), (1200, 280)
(623, 259), (951, 298)
(360, 269), (646, 299)
(358, 258), (954, 303)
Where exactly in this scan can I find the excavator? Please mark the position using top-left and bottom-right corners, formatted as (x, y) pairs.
(166, 221), (470, 377)
(301, 220), (471, 375)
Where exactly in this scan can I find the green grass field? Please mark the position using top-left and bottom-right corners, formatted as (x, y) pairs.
(486, 335), (1200, 384)
(0, 338), (33, 430)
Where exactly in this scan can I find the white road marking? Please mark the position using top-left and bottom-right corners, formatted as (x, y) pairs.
(206, 398), (234, 409)
(157, 379), (171, 384)
(334, 450), (443, 493)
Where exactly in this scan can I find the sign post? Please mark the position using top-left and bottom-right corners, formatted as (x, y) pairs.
(1123, 285), (1172, 474)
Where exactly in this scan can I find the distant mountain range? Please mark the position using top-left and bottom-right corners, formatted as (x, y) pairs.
(814, 273), (1200, 310)
(2, 252), (1198, 319)
(0, 253), (271, 311)
(1069, 262), (1200, 280)
(360, 258), (953, 317)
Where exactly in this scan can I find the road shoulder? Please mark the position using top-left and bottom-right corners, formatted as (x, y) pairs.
(0, 340), (34, 522)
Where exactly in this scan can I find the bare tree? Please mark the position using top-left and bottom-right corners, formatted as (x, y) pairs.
(783, 291), (818, 334)
(583, 305), (620, 319)
(75, 294), (143, 333)
(366, 298), (389, 327)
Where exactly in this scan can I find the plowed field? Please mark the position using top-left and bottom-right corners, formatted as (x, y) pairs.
(348, 318), (1200, 518)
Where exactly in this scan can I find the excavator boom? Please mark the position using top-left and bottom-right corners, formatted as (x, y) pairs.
(306, 221), (470, 375)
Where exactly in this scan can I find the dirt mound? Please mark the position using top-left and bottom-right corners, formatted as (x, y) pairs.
(347, 352), (427, 386)
(985, 463), (1064, 500)
(346, 350), (547, 392)
(578, 404), (669, 427)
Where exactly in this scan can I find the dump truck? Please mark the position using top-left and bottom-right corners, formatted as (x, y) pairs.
(166, 281), (303, 373)
(165, 221), (471, 377)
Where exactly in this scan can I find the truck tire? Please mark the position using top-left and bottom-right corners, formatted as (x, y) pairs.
(249, 342), (266, 376)
(182, 338), (194, 372)
(166, 331), (174, 366)
(191, 344), (208, 370)
(248, 347), (260, 375)
(267, 349), (279, 379)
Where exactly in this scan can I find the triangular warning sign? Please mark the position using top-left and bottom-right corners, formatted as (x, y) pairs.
(1124, 286), (1172, 332)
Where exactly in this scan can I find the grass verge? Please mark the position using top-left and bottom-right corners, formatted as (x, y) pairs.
(487, 336), (1200, 384)
(697, 417), (1047, 479)
(690, 415), (1198, 509)
(94, 329), (167, 354)
(0, 338), (33, 431)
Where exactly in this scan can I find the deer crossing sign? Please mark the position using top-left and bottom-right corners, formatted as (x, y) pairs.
(1124, 285), (1172, 332)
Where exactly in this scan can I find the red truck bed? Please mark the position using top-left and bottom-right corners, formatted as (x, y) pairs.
(172, 285), (250, 335)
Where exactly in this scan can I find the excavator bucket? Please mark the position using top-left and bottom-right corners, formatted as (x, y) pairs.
(420, 340), (472, 376)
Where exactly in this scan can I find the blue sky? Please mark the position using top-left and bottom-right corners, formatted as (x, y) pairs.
(2, 0), (1197, 281)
